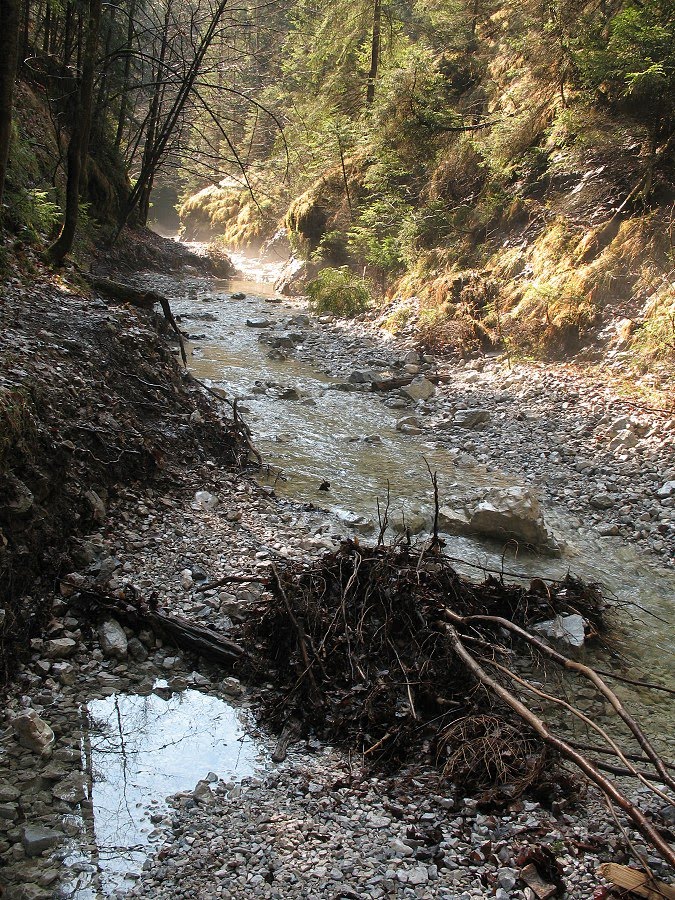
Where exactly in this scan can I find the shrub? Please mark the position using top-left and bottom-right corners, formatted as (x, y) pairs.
(306, 267), (371, 317)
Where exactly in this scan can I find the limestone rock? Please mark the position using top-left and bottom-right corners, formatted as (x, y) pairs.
(439, 486), (558, 552)
(98, 618), (128, 659)
(402, 376), (435, 402)
(453, 408), (491, 428)
(532, 614), (586, 647)
(11, 709), (55, 755)
(22, 824), (62, 857)
(470, 486), (555, 549)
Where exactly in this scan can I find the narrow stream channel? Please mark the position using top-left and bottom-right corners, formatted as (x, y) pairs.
(147, 250), (674, 750)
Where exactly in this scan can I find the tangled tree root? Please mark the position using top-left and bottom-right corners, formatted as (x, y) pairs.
(236, 539), (674, 866)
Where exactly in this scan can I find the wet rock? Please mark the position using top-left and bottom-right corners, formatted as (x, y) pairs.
(395, 415), (422, 434)
(44, 638), (77, 660)
(98, 619), (128, 660)
(11, 709), (55, 755)
(279, 387), (301, 401)
(453, 408), (491, 428)
(392, 509), (428, 534)
(402, 376), (435, 402)
(532, 614), (586, 647)
(439, 486), (558, 552)
(246, 318), (273, 328)
(21, 825), (62, 857)
(230, 292), (246, 300)
(269, 332), (296, 349)
(52, 774), (87, 804)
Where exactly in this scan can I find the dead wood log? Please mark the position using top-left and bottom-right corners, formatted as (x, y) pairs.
(149, 609), (246, 665)
(88, 276), (187, 365)
(370, 373), (454, 392)
(77, 589), (246, 665)
(440, 618), (675, 869)
(271, 717), (302, 763)
(597, 863), (675, 900)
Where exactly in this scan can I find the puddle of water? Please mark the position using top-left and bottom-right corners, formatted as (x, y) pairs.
(56, 687), (263, 898)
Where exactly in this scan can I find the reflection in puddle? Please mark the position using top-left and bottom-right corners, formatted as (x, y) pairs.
(59, 688), (263, 897)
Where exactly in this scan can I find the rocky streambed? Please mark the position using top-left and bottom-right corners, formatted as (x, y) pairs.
(1, 251), (673, 899)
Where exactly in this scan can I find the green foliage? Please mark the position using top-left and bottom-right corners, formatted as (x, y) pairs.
(4, 123), (59, 240)
(575, 0), (675, 136)
(306, 267), (371, 316)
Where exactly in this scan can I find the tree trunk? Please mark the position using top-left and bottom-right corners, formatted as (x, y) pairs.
(114, 0), (137, 151)
(0, 0), (21, 218)
(366, 0), (381, 104)
(46, 0), (102, 264)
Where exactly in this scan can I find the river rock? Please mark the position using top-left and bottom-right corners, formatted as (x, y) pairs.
(589, 492), (614, 510)
(11, 709), (55, 754)
(453, 408), (491, 428)
(439, 486), (558, 552)
(532, 614), (586, 647)
(194, 490), (219, 510)
(44, 638), (77, 659)
(279, 387), (300, 400)
(269, 332), (296, 349)
(402, 376), (435, 402)
(469, 486), (557, 550)
(657, 480), (675, 498)
(98, 618), (128, 659)
(52, 774), (87, 804)
(245, 318), (272, 328)
(22, 825), (62, 857)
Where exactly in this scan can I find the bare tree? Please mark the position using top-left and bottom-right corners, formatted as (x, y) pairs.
(46, 0), (102, 264)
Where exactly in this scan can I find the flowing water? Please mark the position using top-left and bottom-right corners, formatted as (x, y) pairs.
(160, 250), (674, 746)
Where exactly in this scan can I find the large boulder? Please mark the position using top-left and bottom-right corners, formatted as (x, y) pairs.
(453, 408), (491, 428)
(438, 486), (559, 553)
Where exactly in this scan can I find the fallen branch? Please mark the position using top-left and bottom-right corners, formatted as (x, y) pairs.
(441, 619), (675, 868)
(88, 276), (187, 365)
(447, 610), (675, 794)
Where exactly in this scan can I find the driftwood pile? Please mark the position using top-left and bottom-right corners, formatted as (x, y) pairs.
(235, 540), (674, 869)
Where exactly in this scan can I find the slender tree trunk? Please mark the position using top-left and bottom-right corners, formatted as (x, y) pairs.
(0, 0), (21, 218)
(43, 2), (51, 53)
(366, 0), (381, 104)
(63, 2), (74, 66)
(46, 0), (102, 264)
(114, 0), (137, 150)
(135, 0), (172, 227)
(21, 0), (30, 65)
(120, 0), (228, 230)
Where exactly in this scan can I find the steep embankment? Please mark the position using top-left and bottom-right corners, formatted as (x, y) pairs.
(0, 245), (243, 683)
